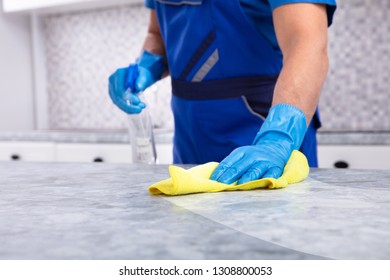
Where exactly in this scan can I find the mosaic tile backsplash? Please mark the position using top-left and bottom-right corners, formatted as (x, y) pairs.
(44, 3), (173, 130)
(43, 0), (390, 132)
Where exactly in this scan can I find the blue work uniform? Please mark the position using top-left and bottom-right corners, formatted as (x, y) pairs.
(145, 0), (336, 167)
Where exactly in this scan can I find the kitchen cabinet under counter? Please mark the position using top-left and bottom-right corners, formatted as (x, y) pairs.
(55, 143), (173, 164)
(1, 131), (390, 169)
(55, 143), (133, 163)
(0, 141), (173, 164)
(317, 132), (390, 170)
(0, 130), (174, 164)
(318, 145), (390, 170)
(0, 141), (56, 162)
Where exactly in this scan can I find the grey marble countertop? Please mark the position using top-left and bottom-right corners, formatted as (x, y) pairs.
(1, 130), (390, 145)
(0, 162), (389, 260)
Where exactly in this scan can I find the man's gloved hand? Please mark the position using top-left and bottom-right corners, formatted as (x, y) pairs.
(210, 104), (307, 184)
(108, 50), (165, 114)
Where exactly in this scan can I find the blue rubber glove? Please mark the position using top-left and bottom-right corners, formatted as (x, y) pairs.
(210, 104), (307, 184)
(108, 50), (165, 114)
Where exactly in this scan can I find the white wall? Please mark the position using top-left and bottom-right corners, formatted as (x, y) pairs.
(0, 0), (34, 131)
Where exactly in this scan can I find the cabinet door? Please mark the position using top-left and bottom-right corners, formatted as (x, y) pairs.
(318, 145), (390, 170)
(0, 141), (56, 162)
(56, 143), (133, 163)
(56, 143), (174, 164)
(156, 144), (173, 165)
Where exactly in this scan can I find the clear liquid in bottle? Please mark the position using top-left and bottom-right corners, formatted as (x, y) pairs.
(126, 90), (157, 164)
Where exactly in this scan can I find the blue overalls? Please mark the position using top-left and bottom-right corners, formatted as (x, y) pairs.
(148, 0), (336, 167)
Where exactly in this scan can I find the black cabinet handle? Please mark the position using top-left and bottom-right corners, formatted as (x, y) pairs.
(10, 154), (21, 161)
(93, 157), (104, 163)
(334, 161), (349, 169)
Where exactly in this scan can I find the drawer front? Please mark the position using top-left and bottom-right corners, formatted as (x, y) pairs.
(0, 141), (56, 162)
(156, 144), (173, 164)
(0, 142), (173, 164)
(318, 145), (390, 169)
(56, 143), (174, 164)
(55, 143), (133, 163)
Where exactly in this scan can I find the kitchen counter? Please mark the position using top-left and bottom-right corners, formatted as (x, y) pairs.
(1, 162), (389, 260)
(1, 130), (390, 145)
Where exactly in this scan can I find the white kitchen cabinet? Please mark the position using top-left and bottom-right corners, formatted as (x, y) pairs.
(4, 141), (389, 169)
(56, 143), (133, 163)
(56, 143), (173, 164)
(3, 0), (142, 14)
(0, 141), (173, 164)
(156, 143), (173, 165)
(318, 145), (390, 170)
(0, 141), (55, 162)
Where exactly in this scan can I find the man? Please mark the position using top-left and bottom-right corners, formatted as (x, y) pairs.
(109, 0), (337, 184)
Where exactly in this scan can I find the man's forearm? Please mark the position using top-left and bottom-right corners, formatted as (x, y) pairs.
(272, 3), (329, 125)
(143, 32), (165, 56)
(273, 41), (329, 125)
(142, 11), (165, 56)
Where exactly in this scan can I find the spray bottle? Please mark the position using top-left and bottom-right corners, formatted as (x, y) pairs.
(125, 91), (157, 164)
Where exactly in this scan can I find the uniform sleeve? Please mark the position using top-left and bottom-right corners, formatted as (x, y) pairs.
(268, 0), (337, 26)
(145, 0), (155, 9)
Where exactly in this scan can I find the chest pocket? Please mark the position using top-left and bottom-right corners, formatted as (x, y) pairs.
(156, 0), (203, 5)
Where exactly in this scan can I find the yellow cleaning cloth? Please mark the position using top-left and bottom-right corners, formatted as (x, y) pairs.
(149, 150), (309, 196)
